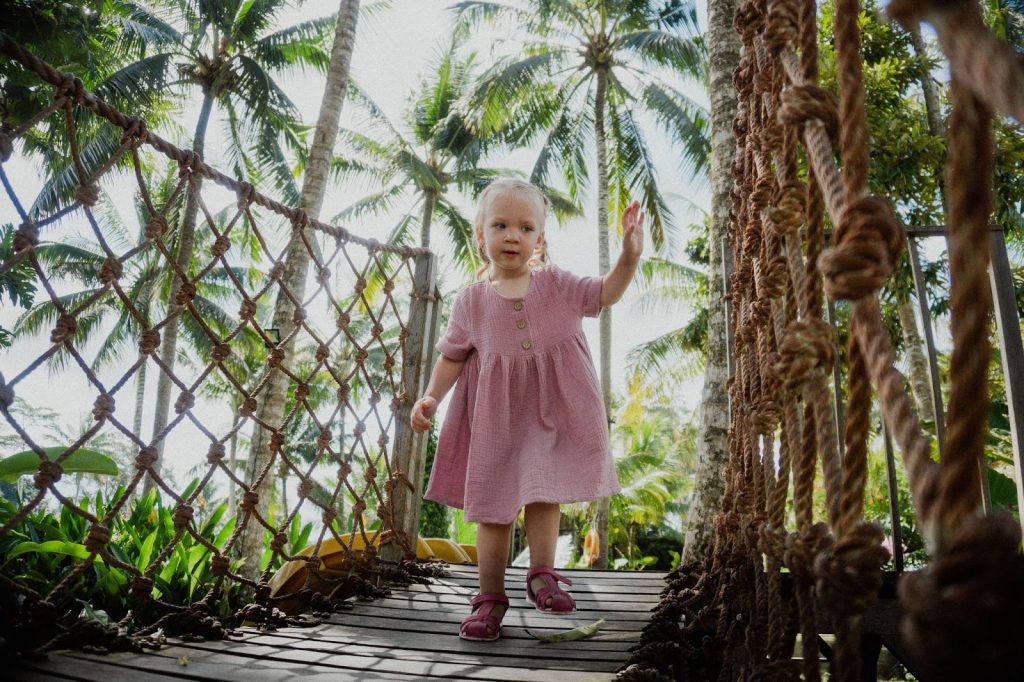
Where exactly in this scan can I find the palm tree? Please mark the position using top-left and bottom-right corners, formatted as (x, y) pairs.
(455, 0), (708, 567)
(13, 167), (264, 444)
(239, 0), (362, 572)
(681, 0), (738, 564)
(112, 0), (336, 489)
(332, 39), (512, 272)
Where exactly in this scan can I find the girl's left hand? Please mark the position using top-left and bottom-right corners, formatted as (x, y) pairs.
(621, 200), (645, 262)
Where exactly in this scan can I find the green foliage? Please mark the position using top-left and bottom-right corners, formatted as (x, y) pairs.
(0, 446), (119, 483)
(0, 483), (248, 626)
(0, 224), (37, 347)
(418, 428), (449, 539)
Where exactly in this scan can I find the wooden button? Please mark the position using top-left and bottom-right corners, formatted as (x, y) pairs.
(516, 319), (526, 329)
(521, 340), (532, 350)
(513, 302), (523, 311)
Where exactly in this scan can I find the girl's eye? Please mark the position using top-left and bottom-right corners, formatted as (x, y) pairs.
(493, 222), (505, 229)
(522, 225), (533, 232)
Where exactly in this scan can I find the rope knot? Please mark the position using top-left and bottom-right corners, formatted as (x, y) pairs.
(121, 117), (148, 146)
(172, 504), (194, 528)
(74, 183), (100, 207)
(210, 554), (231, 576)
(776, 319), (835, 392)
(98, 256), (123, 283)
(174, 390), (195, 413)
(757, 524), (788, 561)
(898, 514), (1024, 681)
(144, 215), (167, 240)
(814, 522), (888, 617)
(236, 182), (256, 210)
(336, 312), (351, 329)
(354, 277), (367, 294)
(295, 383), (309, 401)
(298, 479), (313, 498)
(212, 343), (232, 361)
(291, 209), (310, 231)
(316, 429), (332, 449)
(14, 222), (39, 252)
(240, 490), (259, 512)
(84, 524), (111, 553)
(819, 196), (904, 301)
(0, 131), (13, 162)
(211, 235), (230, 257)
(207, 443), (225, 464)
(784, 523), (832, 581)
(322, 508), (337, 525)
(750, 397), (782, 435)
(92, 394), (115, 420)
(764, 0), (800, 53)
(268, 347), (285, 367)
(238, 299), (257, 320)
(779, 85), (839, 142)
(175, 281), (197, 305)
(34, 459), (63, 488)
(764, 181), (805, 237)
(130, 576), (154, 600)
(139, 329), (160, 354)
(760, 256), (789, 298)
(292, 307), (306, 325)
(315, 343), (330, 362)
(750, 175), (774, 212)
(269, 431), (285, 452)
(270, 532), (288, 553)
(135, 446), (158, 470)
(269, 263), (285, 281)
(240, 396), (258, 416)
(50, 313), (78, 344)
(337, 383), (351, 403)
(734, 0), (764, 42)
(57, 74), (86, 104)
(317, 267), (331, 285)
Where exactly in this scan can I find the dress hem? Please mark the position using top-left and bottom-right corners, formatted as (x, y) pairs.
(423, 486), (622, 525)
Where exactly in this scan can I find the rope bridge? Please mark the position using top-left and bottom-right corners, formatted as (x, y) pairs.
(0, 33), (445, 656)
(619, 1), (1023, 680)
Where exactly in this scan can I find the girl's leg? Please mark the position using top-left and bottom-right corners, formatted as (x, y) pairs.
(523, 502), (561, 608)
(475, 521), (513, 619)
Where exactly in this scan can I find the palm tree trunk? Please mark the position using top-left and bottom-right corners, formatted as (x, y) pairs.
(593, 66), (612, 569)
(238, 0), (360, 574)
(420, 188), (435, 247)
(145, 89), (215, 493)
(227, 407), (240, 518)
(897, 298), (937, 424)
(681, 0), (740, 564)
(133, 358), (147, 436)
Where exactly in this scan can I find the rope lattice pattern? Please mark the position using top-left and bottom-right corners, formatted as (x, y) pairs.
(0, 35), (439, 654)
(620, 1), (1023, 680)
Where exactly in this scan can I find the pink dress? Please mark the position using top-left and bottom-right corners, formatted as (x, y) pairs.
(424, 265), (621, 524)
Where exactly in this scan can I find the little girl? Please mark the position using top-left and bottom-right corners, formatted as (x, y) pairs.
(409, 177), (644, 641)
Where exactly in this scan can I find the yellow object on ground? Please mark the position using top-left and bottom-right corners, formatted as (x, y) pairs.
(459, 543), (478, 563)
(424, 538), (472, 563)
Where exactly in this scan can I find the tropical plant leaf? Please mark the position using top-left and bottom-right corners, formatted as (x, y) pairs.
(0, 447), (119, 483)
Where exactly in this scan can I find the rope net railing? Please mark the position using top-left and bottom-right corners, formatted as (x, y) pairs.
(0, 34), (443, 656)
(619, 1), (1023, 681)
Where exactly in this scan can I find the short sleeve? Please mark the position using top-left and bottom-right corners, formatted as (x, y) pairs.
(552, 265), (603, 318)
(435, 288), (474, 361)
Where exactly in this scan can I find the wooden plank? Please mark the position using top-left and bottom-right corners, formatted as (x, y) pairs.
(365, 598), (653, 622)
(239, 618), (634, 655)
(170, 637), (615, 682)
(64, 646), (424, 682)
(320, 606), (649, 633)
(217, 633), (620, 672)
(444, 566), (668, 582)
(402, 581), (662, 600)
(384, 591), (656, 612)
(435, 575), (665, 594)
(22, 650), (205, 681)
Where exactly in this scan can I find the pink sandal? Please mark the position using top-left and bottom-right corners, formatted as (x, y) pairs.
(459, 593), (509, 641)
(526, 566), (576, 614)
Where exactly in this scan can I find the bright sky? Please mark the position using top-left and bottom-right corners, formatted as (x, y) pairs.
(0, 0), (711, 491)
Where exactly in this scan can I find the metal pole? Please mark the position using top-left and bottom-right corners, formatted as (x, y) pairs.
(988, 228), (1024, 535)
(882, 420), (905, 573)
(906, 236), (947, 452)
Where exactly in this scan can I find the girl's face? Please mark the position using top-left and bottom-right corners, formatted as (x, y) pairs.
(477, 190), (546, 278)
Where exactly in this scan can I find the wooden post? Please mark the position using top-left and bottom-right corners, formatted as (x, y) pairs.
(881, 420), (905, 573)
(382, 252), (440, 561)
(988, 228), (1024, 534)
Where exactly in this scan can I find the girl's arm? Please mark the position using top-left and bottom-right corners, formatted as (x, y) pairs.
(410, 355), (466, 432)
(601, 200), (645, 307)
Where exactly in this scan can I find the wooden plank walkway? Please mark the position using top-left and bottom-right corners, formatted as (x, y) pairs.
(15, 565), (666, 681)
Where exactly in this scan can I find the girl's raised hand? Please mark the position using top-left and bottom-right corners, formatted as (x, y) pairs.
(621, 200), (645, 262)
(410, 396), (438, 433)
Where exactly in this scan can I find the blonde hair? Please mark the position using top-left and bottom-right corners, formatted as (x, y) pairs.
(474, 177), (552, 281)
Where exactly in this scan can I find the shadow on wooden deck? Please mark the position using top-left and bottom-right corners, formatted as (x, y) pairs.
(14, 565), (666, 681)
